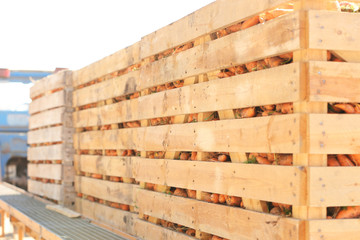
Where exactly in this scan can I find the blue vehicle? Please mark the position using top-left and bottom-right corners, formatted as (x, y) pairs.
(0, 69), (52, 189)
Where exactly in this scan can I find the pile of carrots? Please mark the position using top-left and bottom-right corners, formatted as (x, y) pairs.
(30, 177), (61, 184)
(246, 153), (293, 166)
(234, 103), (293, 119)
(329, 103), (360, 114)
(77, 193), (131, 211)
(328, 154), (360, 166)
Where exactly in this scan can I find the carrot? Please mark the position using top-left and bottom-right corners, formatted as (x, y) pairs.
(279, 52), (293, 61)
(245, 61), (257, 72)
(120, 204), (130, 211)
(188, 114), (198, 123)
(77, 193), (83, 198)
(226, 22), (242, 33)
(261, 105), (275, 111)
(237, 107), (256, 118)
(163, 48), (174, 57)
(218, 154), (228, 162)
(337, 154), (355, 166)
(174, 42), (193, 54)
(219, 194), (227, 204)
(87, 196), (95, 202)
(186, 229), (196, 237)
(216, 29), (228, 38)
(256, 156), (271, 165)
(165, 82), (175, 90)
(174, 188), (188, 197)
(264, 57), (283, 68)
(277, 103), (293, 114)
(349, 154), (360, 166)
(278, 203), (291, 211)
(327, 156), (341, 166)
(91, 173), (102, 179)
(235, 65), (247, 74)
(354, 104), (360, 113)
(190, 152), (197, 161)
(225, 196), (241, 206)
(110, 202), (120, 208)
(327, 51), (332, 61)
(173, 80), (184, 88)
(187, 189), (197, 199)
(334, 103), (355, 113)
(180, 152), (190, 160)
(241, 15), (260, 30)
(270, 206), (285, 216)
(156, 85), (166, 92)
(336, 206), (360, 219)
(127, 149), (134, 156)
(211, 193), (220, 203)
(145, 183), (155, 190)
(109, 176), (121, 182)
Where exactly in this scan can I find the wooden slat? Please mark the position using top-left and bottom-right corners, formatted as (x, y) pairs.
(30, 70), (72, 99)
(45, 205), (80, 218)
(308, 219), (360, 240)
(133, 158), (306, 205)
(73, 42), (140, 87)
(29, 90), (70, 114)
(140, 0), (292, 58)
(308, 167), (360, 207)
(309, 114), (360, 154)
(332, 50), (360, 63)
(75, 197), (136, 236)
(136, 189), (302, 240)
(29, 107), (71, 129)
(309, 61), (360, 102)
(74, 176), (134, 205)
(308, 10), (360, 51)
(72, 70), (140, 107)
(28, 126), (63, 144)
(27, 180), (63, 201)
(74, 155), (133, 178)
(134, 219), (196, 240)
(139, 11), (301, 90)
(28, 144), (64, 161)
(74, 63), (301, 128)
(74, 114), (302, 154)
(28, 164), (62, 180)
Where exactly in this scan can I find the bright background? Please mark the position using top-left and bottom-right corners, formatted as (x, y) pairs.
(0, 0), (214, 111)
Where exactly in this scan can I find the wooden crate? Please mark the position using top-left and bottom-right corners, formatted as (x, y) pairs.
(27, 70), (76, 207)
(71, 0), (360, 239)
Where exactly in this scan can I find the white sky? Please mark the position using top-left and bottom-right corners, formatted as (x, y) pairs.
(0, 0), (214, 111)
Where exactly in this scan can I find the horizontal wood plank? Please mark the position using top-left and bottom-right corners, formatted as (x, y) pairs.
(309, 167), (360, 207)
(28, 144), (64, 161)
(28, 180), (63, 201)
(134, 219), (195, 240)
(30, 70), (72, 99)
(28, 164), (62, 180)
(139, 11), (300, 90)
(75, 197), (136, 236)
(29, 90), (71, 114)
(309, 114), (360, 154)
(74, 63), (301, 128)
(309, 11), (360, 51)
(74, 176), (135, 205)
(136, 189), (302, 240)
(74, 155), (133, 178)
(133, 158), (306, 205)
(141, 0), (292, 58)
(309, 61), (360, 102)
(74, 114), (302, 153)
(28, 126), (66, 144)
(29, 107), (72, 130)
(73, 42), (140, 87)
(308, 219), (360, 240)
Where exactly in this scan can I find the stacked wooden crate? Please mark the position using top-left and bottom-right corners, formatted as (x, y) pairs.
(72, 0), (360, 239)
(28, 70), (76, 207)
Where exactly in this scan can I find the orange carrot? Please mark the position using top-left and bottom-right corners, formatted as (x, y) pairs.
(245, 61), (257, 72)
(264, 57), (283, 68)
(187, 189), (197, 199)
(180, 152), (190, 160)
(237, 107), (256, 118)
(225, 196), (241, 206)
(328, 156), (341, 166)
(219, 194), (227, 204)
(270, 206), (285, 216)
(185, 229), (196, 237)
(145, 183), (155, 191)
(337, 154), (355, 166)
(241, 15), (260, 30)
(327, 51), (332, 61)
(279, 52), (293, 61)
(120, 204), (130, 211)
(190, 152), (197, 161)
(216, 29), (228, 38)
(91, 173), (102, 179)
(256, 156), (271, 165)
(211, 193), (220, 203)
(235, 65), (247, 74)
(336, 206), (360, 219)
(226, 23), (242, 33)
(349, 154), (360, 166)
(334, 103), (355, 113)
(218, 154), (228, 162)
(173, 188), (188, 198)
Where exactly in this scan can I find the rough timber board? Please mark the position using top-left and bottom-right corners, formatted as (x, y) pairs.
(309, 61), (360, 102)
(30, 70), (72, 99)
(309, 114), (360, 154)
(29, 90), (70, 115)
(133, 158), (306, 205)
(308, 167), (360, 207)
(139, 11), (300, 90)
(74, 176), (135, 205)
(73, 70), (139, 107)
(134, 219), (196, 240)
(136, 189), (301, 240)
(28, 126), (73, 145)
(28, 180), (63, 201)
(308, 219), (360, 240)
(73, 63), (301, 128)
(75, 197), (136, 236)
(74, 155), (133, 178)
(140, 0), (293, 58)
(309, 10), (360, 51)
(73, 42), (140, 88)
(27, 144), (73, 161)
(29, 107), (72, 130)
(74, 114), (302, 154)
(28, 164), (62, 180)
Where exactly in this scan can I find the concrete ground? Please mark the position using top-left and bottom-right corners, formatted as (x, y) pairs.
(0, 214), (34, 240)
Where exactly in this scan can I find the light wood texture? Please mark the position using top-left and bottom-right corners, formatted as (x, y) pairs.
(133, 157), (306, 205)
(28, 164), (62, 181)
(73, 42), (140, 87)
(134, 219), (196, 240)
(308, 167), (360, 207)
(309, 114), (360, 154)
(29, 89), (71, 114)
(30, 70), (72, 99)
(332, 50), (360, 63)
(74, 114), (302, 153)
(139, 12), (300, 90)
(72, 70), (140, 107)
(308, 219), (360, 240)
(74, 63), (301, 128)
(308, 11), (360, 51)
(28, 126), (73, 145)
(309, 61), (360, 102)
(45, 204), (80, 218)
(74, 176), (134, 205)
(75, 197), (136, 235)
(140, 0), (291, 58)
(28, 180), (63, 201)
(28, 144), (74, 162)
(136, 189), (301, 240)
(29, 107), (72, 130)
(74, 155), (133, 178)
